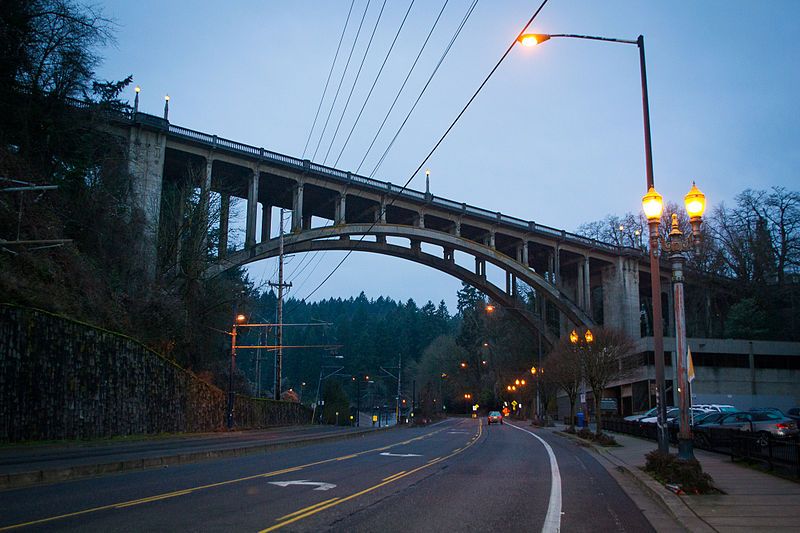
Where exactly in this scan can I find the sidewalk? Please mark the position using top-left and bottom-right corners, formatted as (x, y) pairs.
(0, 424), (386, 490)
(548, 423), (800, 532)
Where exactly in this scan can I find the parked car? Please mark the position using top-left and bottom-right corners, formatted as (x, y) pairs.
(693, 404), (737, 413)
(488, 411), (503, 425)
(641, 407), (708, 425)
(693, 411), (799, 448)
(785, 407), (800, 423)
(624, 407), (657, 422)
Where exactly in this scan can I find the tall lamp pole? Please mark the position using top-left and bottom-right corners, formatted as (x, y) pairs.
(519, 31), (669, 453)
(228, 312), (247, 430)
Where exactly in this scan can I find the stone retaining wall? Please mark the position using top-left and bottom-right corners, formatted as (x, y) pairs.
(0, 305), (310, 442)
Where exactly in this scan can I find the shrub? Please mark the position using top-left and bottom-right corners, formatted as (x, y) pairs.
(644, 450), (716, 494)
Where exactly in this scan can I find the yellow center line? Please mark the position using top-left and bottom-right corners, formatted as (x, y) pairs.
(0, 426), (450, 531)
(275, 498), (340, 521)
(381, 471), (406, 482)
(259, 420), (485, 533)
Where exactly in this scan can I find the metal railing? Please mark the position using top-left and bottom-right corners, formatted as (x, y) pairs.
(604, 418), (800, 479)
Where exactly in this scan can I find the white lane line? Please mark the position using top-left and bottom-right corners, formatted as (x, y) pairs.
(506, 422), (562, 533)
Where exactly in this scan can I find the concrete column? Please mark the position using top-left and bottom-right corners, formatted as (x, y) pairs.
(506, 271), (512, 295)
(292, 183), (304, 233)
(576, 262), (585, 309)
(380, 197), (387, 223)
(454, 220), (461, 237)
(219, 194), (229, 258)
(260, 204), (271, 243)
(489, 230), (495, 249)
(601, 257), (640, 338)
(245, 169), (259, 248)
(475, 257), (482, 277)
(128, 127), (166, 280)
(547, 252), (555, 284)
(335, 194), (346, 225)
(554, 246), (561, 287)
(584, 256), (591, 314)
(416, 212), (425, 228)
(411, 239), (421, 252)
(521, 242), (529, 266)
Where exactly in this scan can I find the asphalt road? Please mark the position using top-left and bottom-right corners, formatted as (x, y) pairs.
(0, 418), (655, 532)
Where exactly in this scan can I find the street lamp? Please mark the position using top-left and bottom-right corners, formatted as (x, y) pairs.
(520, 29), (669, 454)
(570, 328), (594, 427)
(227, 312), (247, 430)
(643, 183), (706, 460)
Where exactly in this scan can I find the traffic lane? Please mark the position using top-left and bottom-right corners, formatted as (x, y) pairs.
(2, 419), (480, 532)
(0, 424), (367, 473)
(296, 418), (554, 532)
(0, 420), (458, 530)
(529, 427), (655, 533)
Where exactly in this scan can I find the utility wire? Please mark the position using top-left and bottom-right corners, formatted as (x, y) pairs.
(302, 0), (357, 159)
(322, 0), (388, 165)
(354, 0), (450, 175)
(368, 0), (478, 179)
(285, 0), (437, 290)
(292, 0), (551, 307)
(312, 0), (373, 162)
(332, 0), (416, 168)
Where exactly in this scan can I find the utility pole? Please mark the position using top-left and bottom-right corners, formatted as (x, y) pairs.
(381, 355), (401, 426)
(269, 209), (292, 401)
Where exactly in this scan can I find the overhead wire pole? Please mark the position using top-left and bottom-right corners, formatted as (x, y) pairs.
(269, 209), (292, 400)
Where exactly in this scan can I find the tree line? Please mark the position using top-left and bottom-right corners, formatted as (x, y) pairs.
(577, 188), (800, 340)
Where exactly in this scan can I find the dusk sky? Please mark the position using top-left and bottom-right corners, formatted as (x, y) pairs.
(97, 1), (799, 311)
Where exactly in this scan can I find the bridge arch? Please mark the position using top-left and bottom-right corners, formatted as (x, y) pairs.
(206, 224), (595, 346)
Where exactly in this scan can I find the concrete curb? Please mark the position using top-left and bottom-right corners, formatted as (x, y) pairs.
(552, 429), (717, 533)
(0, 426), (392, 491)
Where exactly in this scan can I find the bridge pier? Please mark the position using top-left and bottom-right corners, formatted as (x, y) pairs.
(292, 183), (304, 233)
(601, 257), (640, 339)
(335, 194), (346, 225)
(246, 168), (259, 248)
(128, 126), (166, 280)
(219, 194), (230, 258)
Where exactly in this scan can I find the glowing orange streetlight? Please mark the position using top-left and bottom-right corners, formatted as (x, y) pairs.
(485, 304), (495, 313)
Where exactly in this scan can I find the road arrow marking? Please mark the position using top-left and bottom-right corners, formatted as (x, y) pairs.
(268, 480), (337, 491)
(379, 452), (422, 458)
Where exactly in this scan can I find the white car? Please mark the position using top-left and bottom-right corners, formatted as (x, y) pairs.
(694, 404), (737, 413)
(624, 407), (657, 422)
(639, 407), (709, 424)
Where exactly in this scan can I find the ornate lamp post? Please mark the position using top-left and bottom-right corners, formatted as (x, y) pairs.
(642, 183), (706, 459)
(570, 328), (593, 427)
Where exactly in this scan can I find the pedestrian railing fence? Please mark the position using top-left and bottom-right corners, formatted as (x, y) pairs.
(604, 418), (800, 479)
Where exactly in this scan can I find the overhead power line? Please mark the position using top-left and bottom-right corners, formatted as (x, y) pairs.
(293, 0), (551, 306)
(312, 0), (373, 162)
(332, 0), (416, 168)
(354, 0), (450, 175)
(322, 0), (388, 165)
(302, 0), (357, 159)
(367, 0), (479, 179)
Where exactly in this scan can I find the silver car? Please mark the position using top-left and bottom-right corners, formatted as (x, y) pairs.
(695, 411), (798, 447)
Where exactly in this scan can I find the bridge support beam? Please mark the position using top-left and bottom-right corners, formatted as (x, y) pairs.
(261, 204), (271, 243)
(245, 169), (259, 248)
(583, 256), (592, 316)
(475, 258), (486, 278)
(292, 183), (304, 233)
(335, 194), (346, 225)
(219, 194), (229, 258)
